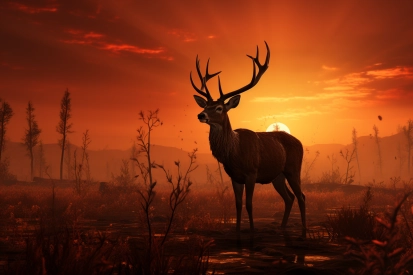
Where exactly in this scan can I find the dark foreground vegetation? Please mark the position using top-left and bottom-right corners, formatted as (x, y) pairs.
(2, 179), (413, 274)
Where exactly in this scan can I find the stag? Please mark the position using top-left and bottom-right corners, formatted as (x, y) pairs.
(190, 42), (306, 238)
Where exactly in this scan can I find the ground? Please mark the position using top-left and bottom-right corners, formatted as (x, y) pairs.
(0, 182), (410, 274)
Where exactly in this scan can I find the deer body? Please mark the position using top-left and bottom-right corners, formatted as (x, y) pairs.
(191, 42), (306, 237)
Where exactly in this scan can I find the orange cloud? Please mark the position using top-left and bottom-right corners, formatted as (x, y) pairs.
(61, 29), (167, 58)
(375, 89), (403, 100)
(10, 3), (57, 14)
(101, 44), (164, 55)
(252, 91), (369, 103)
(366, 66), (413, 79)
(168, 29), (197, 42)
(84, 32), (104, 39)
(258, 108), (324, 120)
(322, 65), (338, 71)
(321, 65), (413, 100)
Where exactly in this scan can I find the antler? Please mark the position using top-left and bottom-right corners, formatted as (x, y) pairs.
(190, 56), (221, 101)
(218, 41), (270, 101)
(190, 41), (270, 102)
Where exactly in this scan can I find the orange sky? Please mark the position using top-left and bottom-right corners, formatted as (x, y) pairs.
(1, 0), (413, 154)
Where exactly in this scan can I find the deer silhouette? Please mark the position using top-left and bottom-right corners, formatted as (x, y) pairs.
(191, 42), (306, 238)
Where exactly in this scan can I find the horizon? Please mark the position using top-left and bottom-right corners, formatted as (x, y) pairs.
(3, 129), (407, 154)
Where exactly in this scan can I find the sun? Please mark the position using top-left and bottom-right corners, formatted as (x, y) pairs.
(266, 122), (291, 134)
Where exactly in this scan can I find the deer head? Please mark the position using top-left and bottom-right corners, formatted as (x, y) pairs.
(191, 42), (270, 128)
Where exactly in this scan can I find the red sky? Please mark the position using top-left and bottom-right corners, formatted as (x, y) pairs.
(1, 0), (413, 153)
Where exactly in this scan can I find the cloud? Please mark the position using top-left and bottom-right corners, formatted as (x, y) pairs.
(168, 29), (217, 42)
(257, 108), (324, 120)
(366, 66), (413, 79)
(61, 29), (169, 59)
(168, 29), (197, 42)
(101, 44), (164, 55)
(324, 65), (413, 91)
(322, 65), (338, 71)
(252, 91), (370, 103)
(9, 2), (57, 14)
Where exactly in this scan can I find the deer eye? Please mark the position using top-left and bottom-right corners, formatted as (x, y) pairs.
(215, 106), (223, 113)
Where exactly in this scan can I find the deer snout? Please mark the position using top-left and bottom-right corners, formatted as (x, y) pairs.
(197, 112), (209, 123)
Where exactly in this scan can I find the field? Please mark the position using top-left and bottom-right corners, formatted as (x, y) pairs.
(1, 179), (413, 274)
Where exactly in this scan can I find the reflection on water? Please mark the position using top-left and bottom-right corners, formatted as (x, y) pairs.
(75, 217), (340, 272)
(305, 255), (332, 262)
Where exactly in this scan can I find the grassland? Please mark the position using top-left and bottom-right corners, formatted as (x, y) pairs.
(1, 179), (413, 274)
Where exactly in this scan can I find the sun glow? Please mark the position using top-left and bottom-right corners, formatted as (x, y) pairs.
(266, 122), (291, 134)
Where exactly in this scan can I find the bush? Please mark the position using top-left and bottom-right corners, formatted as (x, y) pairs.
(326, 187), (376, 240)
(345, 192), (413, 274)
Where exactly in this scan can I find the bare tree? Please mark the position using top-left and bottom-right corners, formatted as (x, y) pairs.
(56, 89), (73, 180)
(157, 148), (197, 245)
(320, 153), (341, 184)
(131, 109), (162, 263)
(373, 124), (382, 176)
(82, 130), (91, 183)
(73, 130), (92, 195)
(112, 159), (133, 189)
(22, 101), (41, 181)
(352, 128), (362, 184)
(135, 109), (162, 186)
(0, 99), (14, 162)
(402, 119), (413, 175)
(65, 140), (73, 180)
(37, 140), (47, 178)
(340, 148), (356, 184)
(301, 148), (320, 184)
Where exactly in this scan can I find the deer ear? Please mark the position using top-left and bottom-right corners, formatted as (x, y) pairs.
(193, 95), (207, 108)
(225, 95), (240, 110)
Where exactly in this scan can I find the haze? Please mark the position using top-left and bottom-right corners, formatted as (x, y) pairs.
(1, 0), (413, 154)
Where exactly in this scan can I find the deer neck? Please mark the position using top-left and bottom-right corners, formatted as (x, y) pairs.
(208, 115), (239, 163)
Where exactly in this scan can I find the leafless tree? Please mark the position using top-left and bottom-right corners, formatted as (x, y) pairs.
(322, 153), (342, 184)
(22, 101), (41, 181)
(352, 128), (362, 184)
(73, 130), (91, 195)
(373, 124), (382, 176)
(340, 148), (356, 185)
(65, 140), (73, 180)
(301, 148), (320, 184)
(0, 99), (13, 162)
(56, 89), (73, 180)
(112, 159), (133, 189)
(135, 109), (162, 186)
(36, 140), (47, 178)
(81, 130), (91, 182)
(131, 109), (162, 256)
(156, 148), (197, 245)
(402, 119), (413, 175)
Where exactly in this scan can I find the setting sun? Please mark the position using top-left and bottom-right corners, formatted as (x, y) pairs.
(266, 122), (291, 134)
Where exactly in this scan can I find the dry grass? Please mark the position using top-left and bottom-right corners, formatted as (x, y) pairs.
(1, 180), (412, 274)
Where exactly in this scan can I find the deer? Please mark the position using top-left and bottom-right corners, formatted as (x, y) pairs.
(190, 42), (306, 238)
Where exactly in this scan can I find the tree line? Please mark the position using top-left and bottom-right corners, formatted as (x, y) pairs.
(0, 89), (84, 182)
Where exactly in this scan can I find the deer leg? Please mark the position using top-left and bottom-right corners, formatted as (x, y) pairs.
(232, 180), (244, 232)
(285, 173), (306, 238)
(245, 181), (255, 233)
(272, 173), (295, 228)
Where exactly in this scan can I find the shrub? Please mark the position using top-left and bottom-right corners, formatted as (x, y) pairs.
(326, 187), (376, 240)
(345, 192), (413, 274)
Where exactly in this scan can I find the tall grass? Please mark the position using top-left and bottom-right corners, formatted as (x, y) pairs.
(345, 192), (413, 274)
